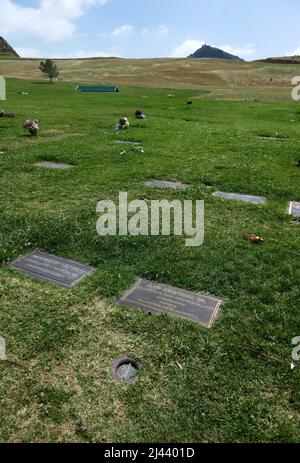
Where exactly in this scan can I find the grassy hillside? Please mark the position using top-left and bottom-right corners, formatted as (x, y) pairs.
(0, 57), (300, 99)
(0, 37), (19, 59)
(0, 78), (299, 443)
(257, 57), (300, 65)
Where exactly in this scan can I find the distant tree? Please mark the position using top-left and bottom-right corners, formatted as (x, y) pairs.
(39, 59), (59, 83)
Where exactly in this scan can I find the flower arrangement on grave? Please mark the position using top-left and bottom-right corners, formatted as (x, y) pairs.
(23, 119), (39, 136)
(116, 117), (129, 130)
(135, 110), (146, 120)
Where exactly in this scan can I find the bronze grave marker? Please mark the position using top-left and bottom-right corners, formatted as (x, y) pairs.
(118, 279), (222, 328)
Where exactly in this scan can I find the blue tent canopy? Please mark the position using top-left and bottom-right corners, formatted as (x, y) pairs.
(76, 85), (119, 93)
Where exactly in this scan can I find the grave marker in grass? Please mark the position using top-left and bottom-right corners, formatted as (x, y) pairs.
(258, 134), (289, 141)
(34, 162), (75, 170)
(115, 140), (140, 145)
(288, 202), (300, 217)
(9, 251), (95, 289)
(0, 336), (6, 361)
(213, 191), (266, 205)
(145, 180), (190, 190)
(118, 278), (222, 328)
(0, 77), (6, 101)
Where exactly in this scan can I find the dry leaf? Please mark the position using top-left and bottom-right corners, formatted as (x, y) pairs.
(251, 236), (264, 244)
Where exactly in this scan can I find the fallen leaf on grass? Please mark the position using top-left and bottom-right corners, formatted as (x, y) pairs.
(242, 233), (264, 244)
(251, 236), (265, 244)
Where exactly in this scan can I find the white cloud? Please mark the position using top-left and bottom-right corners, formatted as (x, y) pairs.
(111, 24), (134, 37)
(101, 24), (134, 38)
(287, 46), (300, 56)
(171, 39), (205, 57)
(15, 47), (42, 58)
(141, 29), (149, 36)
(171, 39), (255, 59)
(0, 0), (108, 41)
(220, 44), (255, 58)
(53, 49), (121, 58)
(158, 24), (169, 36)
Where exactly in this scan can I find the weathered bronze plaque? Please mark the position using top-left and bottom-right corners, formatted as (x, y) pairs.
(213, 191), (266, 205)
(118, 279), (222, 328)
(9, 251), (95, 289)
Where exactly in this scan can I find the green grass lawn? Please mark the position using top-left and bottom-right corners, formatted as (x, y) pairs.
(0, 78), (299, 443)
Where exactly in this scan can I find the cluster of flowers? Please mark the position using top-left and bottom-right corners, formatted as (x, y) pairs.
(116, 110), (146, 130)
(23, 119), (39, 136)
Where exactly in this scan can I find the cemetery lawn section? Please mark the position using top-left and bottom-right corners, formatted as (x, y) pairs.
(0, 78), (299, 443)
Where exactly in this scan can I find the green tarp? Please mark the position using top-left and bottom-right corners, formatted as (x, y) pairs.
(76, 85), (119, 93)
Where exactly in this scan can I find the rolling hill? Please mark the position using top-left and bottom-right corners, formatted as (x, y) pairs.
(0, 56), (298, 101)
(189, 44), (243, 61)
(0, 37), (19, 58)
(256, 56), (300, 64)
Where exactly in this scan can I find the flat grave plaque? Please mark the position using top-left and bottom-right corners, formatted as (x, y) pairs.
(145, 180), (190, 190)
(118, 278), (222, 328)
(115, 140), (140, 145)
(289, 202), (300, 217)
(0, 336), (6, 361)
(34, 162), (75, 170)
(258, 136), (289, 141)
(9, 251), (95, 289)
(213, 191), (266, 205)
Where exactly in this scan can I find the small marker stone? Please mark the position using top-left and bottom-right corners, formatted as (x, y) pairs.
(34, 162), (75, 170)
(213, 191), (266, 205)
(145, 180), (190, 190)
(288, 202), (300, 217)
(115, 140), (140, 145)
(0, 336), (6, 361)
(258, 135), (288, 141)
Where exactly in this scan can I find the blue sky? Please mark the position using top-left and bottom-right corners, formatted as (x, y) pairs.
(1, 0), (300, 59)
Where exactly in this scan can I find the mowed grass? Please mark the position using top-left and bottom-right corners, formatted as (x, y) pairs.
(0, 78), (299, 443)
(1, 57), (300, 99)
